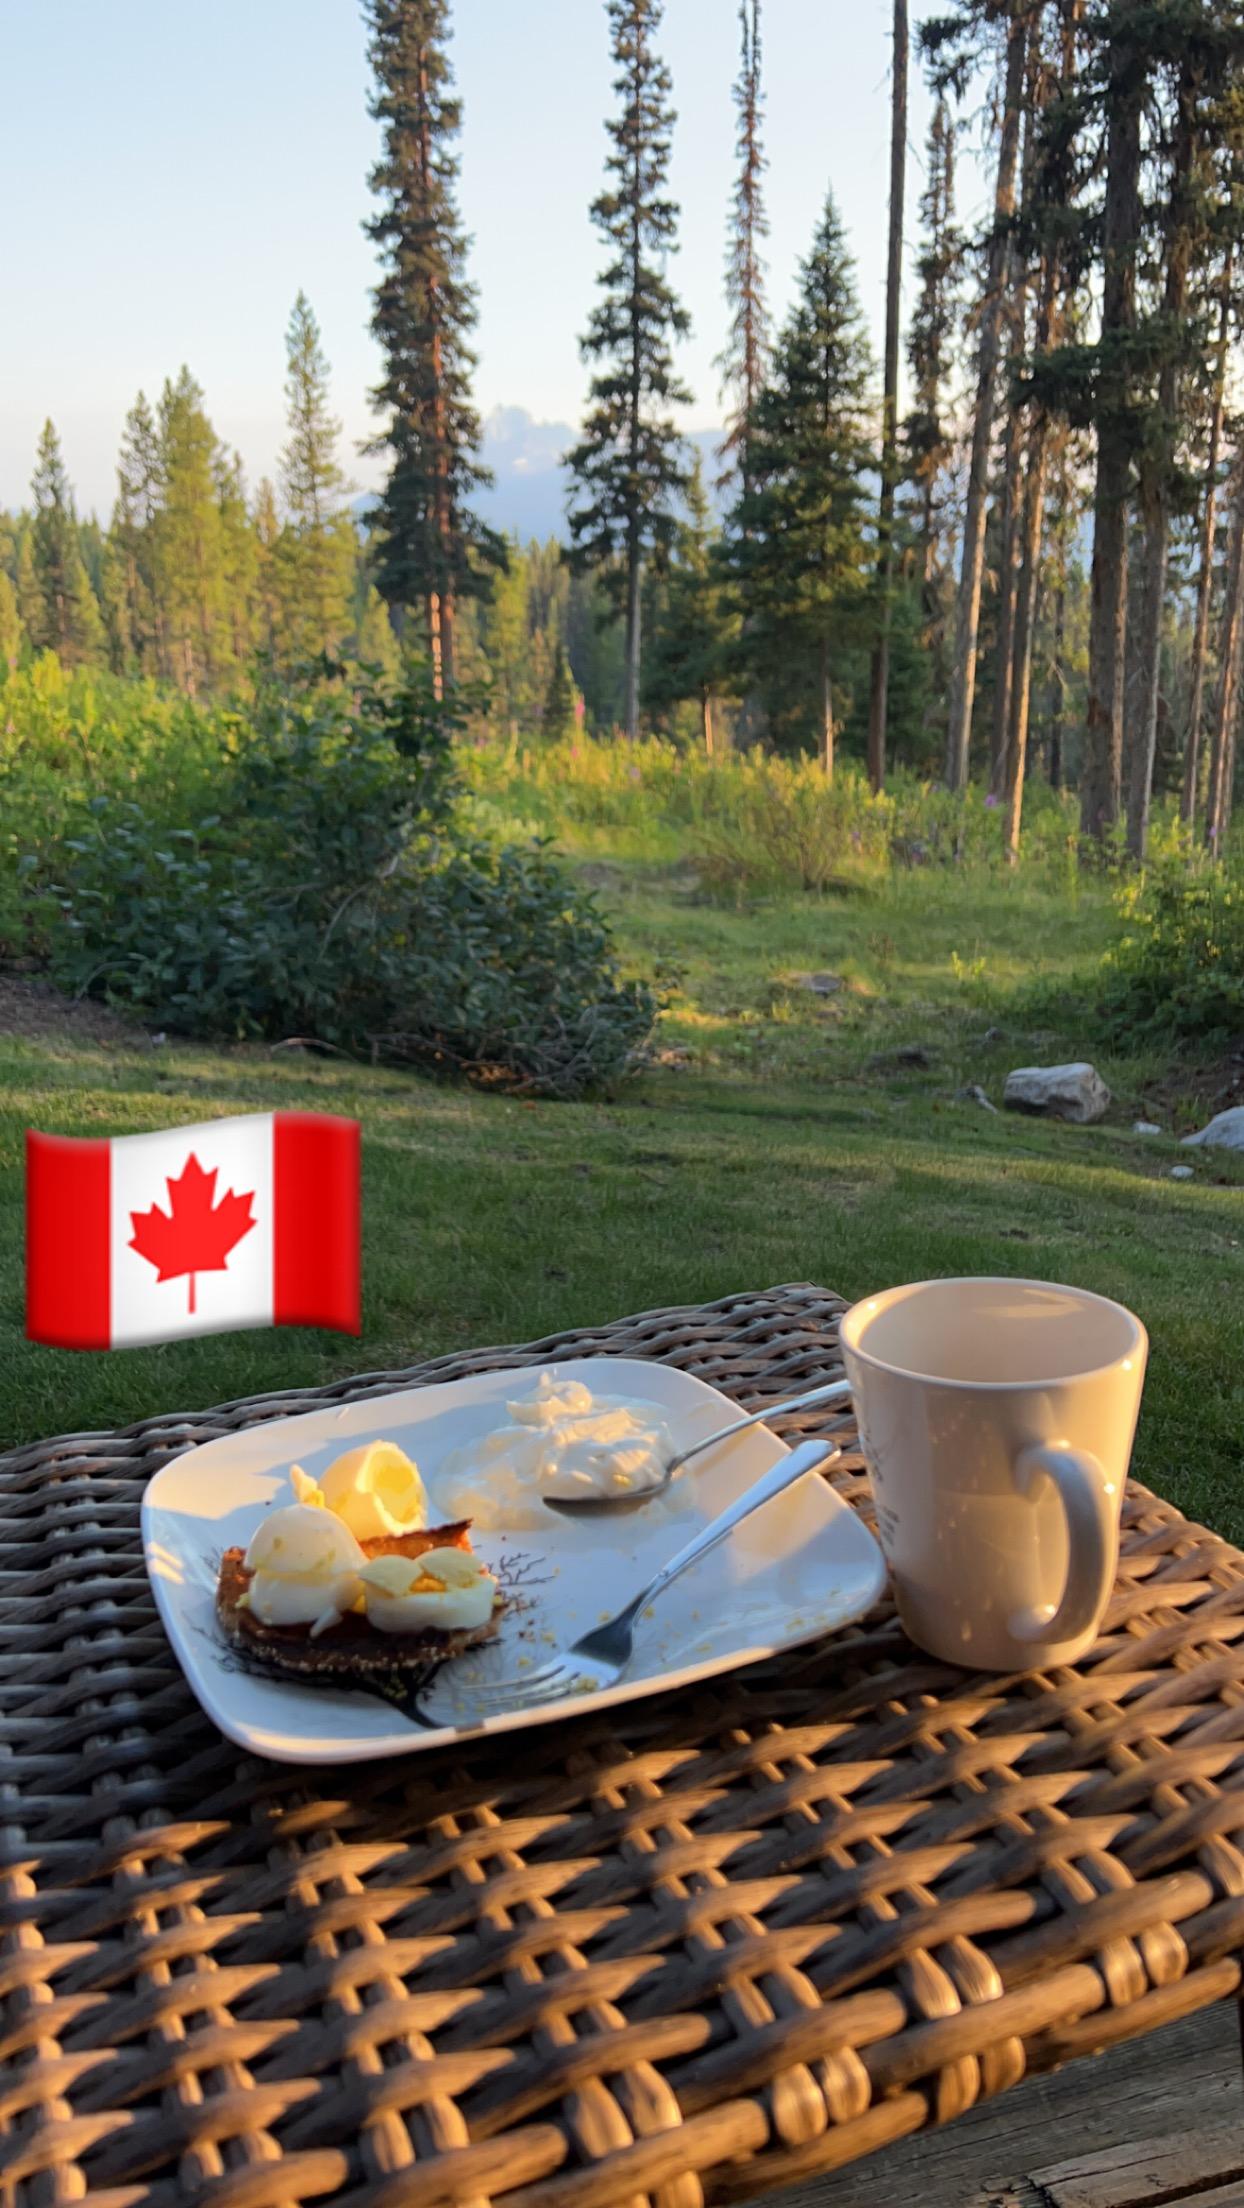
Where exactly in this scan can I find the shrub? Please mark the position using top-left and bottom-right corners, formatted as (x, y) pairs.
(45, 670), (655, 1098)
(1097, 860), (1244, 1044)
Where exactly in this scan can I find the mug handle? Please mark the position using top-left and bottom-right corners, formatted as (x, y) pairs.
(1007, 1440), (1117, 1647)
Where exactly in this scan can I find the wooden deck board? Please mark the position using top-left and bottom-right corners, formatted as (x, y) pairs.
(756, 1999), (1244, 2208)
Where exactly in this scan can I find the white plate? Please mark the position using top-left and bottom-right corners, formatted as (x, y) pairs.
(142, 1356), (885, 1764)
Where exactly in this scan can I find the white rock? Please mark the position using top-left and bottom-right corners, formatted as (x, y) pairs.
(1168, 1165), (1195, 1181)
(1133, 1120), (1162, 1136)
(1181, 1106), (1244, 1152)
(1003, 1062), (1111, 1125)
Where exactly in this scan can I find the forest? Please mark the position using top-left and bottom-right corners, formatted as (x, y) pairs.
(3, 0), (1244, 869)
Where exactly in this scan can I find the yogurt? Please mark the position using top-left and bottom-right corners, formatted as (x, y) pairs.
(435, 1372), (673, 1529)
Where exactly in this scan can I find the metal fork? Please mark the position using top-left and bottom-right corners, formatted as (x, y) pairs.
(422, 1434), (841, 1726)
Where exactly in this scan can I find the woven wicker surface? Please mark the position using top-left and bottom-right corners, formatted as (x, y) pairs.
(4, 1281), (1244, 2208)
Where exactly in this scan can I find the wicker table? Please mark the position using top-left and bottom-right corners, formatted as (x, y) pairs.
(5, 1282), (1244, 2208)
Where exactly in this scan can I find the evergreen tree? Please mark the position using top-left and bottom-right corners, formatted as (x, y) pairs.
(216, 449), (258, 674)
(0, 570), (21, 669)
(541, 641), (578, 739)
(905, 95), (962, 606)
(365, 0), (504, 689)
(354, 579), (400, 674)
(566, 0), (692, 738)
(717, 0), (769, 495)
(154, 369), (227, 694)
(15, 531), (46, 653)
(943, 6), (1026, 791)
(107, 393), (165, 677)
(29, 421), (105, 666)
(253, 477), (282, 661)
(644, 461), (735, 754)
(279, 292), (355, 658)
(866, 0), (910, 790)
(723, 193), (874, 776)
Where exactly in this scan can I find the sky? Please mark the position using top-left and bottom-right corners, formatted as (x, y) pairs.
(0, 1), (943, 523)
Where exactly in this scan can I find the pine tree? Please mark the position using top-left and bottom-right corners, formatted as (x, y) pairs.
(1080, 7), (1145, 839)
(944, 7), (1026, 791)
(107, 394), (165, 677)
(0, 570), (21, 670)
(566, 0), (692, 739)
(354, 580), (400, 674)
(216, 449), (258, 675)
(717, 0), (769, 495)
(866, 0), (909, 790)
(541, 642), (579, 739)
(365, 0), (504, 690)
(644, 460), (735, 754)
(29, 421), (105, 666)
(723, 193), (873, 776)
(253, 477), (282, 662)
(1183, 249), (1233, 826)
(905, 96), (962, 607)
(15, 531), (46, 650)
(1002, 0), (1080, 859)
(279, 293), (356, 658)
(154, 369), (228, 694)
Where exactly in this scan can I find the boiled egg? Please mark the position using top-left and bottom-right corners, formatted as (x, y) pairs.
(358, 1546), (496, 1635)
(292, 1441), (428, 1541)
(243, 1503), (365, 1637)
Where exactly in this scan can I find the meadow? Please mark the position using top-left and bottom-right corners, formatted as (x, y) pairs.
(2, 691), (1241, 1536)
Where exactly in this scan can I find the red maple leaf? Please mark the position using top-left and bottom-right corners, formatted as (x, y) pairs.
(129, 1152), (257, 1316)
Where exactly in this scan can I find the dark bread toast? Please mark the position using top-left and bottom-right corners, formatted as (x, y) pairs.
(215, 1520), (500, 1681)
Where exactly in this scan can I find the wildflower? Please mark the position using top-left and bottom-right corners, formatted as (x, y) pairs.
(984, 792), (999, 809)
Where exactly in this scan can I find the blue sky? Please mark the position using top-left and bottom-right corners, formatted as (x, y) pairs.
(0, 2), (943, 521)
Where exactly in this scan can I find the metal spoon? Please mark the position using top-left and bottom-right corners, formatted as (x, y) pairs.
(540, 1375), (853, 1517)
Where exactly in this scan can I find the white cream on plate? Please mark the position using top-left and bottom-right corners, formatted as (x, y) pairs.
(291, 1441), (428, 1540)
(243, 1503), (365, 1637)
(435, 1371), (673, 1530)
(357, 1546), (497, 1635)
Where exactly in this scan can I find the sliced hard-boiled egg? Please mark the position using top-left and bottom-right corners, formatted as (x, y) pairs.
(358, 1545), (497, 1635)
(244, 1503), (365, 1637)
(294, 1441), (429, 1541)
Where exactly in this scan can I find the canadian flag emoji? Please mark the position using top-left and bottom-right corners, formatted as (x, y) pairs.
(26, 1112), (360, 1349)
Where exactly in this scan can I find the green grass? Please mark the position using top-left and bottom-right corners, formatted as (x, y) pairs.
(4, 848), (1243, 1542)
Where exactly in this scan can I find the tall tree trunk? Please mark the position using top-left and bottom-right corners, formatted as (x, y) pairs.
(945, 8), (1025, 791)
(1082, 25), (1143, 841)
(1005, 440), (1051, 857)
(440, 595), (456, 690)
(820, 635), (835, 781)
(1183, 256), (1232, 828)
(624, 536), (642, 740)
(1049, 565), (1066, 788)
(866, 0), (908, 793)
(701, 687), (715, 758)
(1007, 0), (1082, 854)
(1206, 451), (1244, 852)
(426, 591), (444, 699)
(1126, 59), (1197, 861)
(990, 400), (1023, 796)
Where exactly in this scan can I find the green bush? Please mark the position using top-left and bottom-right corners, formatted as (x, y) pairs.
(44, 670), (655, 1098)
(1098, 861), (1244, 1044)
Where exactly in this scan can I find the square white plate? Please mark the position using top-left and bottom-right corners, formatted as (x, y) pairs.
(142, 1356), (885, 1764)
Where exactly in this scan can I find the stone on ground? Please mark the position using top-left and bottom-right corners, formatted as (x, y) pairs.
(1003, 1062), (1111, 1125)
(1181, 1106), (1244, 1152)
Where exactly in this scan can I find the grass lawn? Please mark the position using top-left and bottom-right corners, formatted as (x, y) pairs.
(3, 854), (1242, 1539)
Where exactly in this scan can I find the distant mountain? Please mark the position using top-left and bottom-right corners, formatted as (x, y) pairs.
(356, 407), (728, 545)
(476, 407), (727, 544)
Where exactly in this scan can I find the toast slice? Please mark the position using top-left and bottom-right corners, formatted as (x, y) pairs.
(215, 1520), (501, 1683)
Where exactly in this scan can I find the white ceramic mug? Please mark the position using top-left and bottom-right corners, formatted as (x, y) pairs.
(839, 1277), (1148, 1670)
